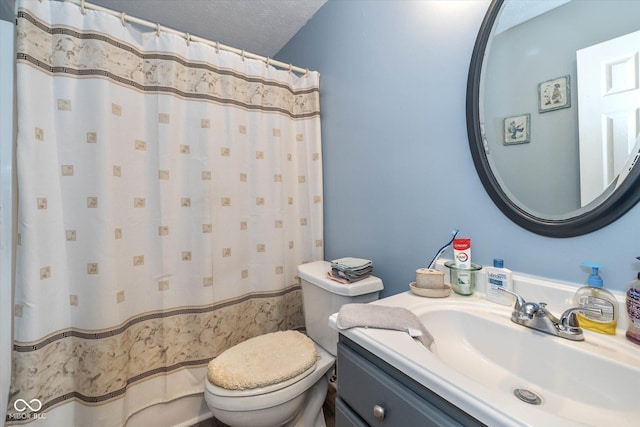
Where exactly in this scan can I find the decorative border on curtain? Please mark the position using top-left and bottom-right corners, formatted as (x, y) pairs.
(15, 9), (320, 119)
(11, 1), (323, 423)
(9, 286), (303, 420)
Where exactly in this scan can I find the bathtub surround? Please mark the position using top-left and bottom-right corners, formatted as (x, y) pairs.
(9, 0), (323, 424)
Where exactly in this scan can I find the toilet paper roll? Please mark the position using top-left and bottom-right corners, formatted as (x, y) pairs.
(415, 268), (445, 289)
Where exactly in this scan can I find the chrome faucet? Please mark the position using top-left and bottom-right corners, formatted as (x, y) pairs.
(497, 287), (601, 341)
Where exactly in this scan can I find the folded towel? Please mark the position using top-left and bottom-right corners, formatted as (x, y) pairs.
(327, 270), (370, 285)
(333, 265), (373, 276)
(336, 303), (434, 349)
(329, 266), (373, 283)
(330, 257), (373, 271)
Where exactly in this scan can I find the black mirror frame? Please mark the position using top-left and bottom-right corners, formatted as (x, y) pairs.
(466, 0), (640, 238)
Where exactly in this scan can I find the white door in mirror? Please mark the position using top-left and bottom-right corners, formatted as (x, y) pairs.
(577, 29), (640, 207)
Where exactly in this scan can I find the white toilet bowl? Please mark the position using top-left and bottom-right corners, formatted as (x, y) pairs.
(204, 344), (334, 427)
(203, 261), (383, 426)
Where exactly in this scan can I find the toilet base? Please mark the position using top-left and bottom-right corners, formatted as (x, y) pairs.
(205, 343), (335, 427)
(209, 374), (329, 427)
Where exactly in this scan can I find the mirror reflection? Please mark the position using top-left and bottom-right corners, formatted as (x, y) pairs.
(480, 0), (640, 219)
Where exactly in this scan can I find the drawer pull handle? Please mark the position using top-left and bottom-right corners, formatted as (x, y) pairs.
(373, 404), (385, 421)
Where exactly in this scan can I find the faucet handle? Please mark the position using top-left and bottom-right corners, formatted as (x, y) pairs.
(560, 307), (603, 332)
(496, 287), (525, 311)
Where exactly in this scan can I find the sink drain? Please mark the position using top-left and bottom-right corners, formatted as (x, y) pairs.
(513, 388), (542, 405)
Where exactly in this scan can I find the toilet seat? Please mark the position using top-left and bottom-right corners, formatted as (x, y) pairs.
(204, 344), (335, 427)
(207, 330), (317, 391)
(204, 344), (335, 414)
(205, 363), (316, 397)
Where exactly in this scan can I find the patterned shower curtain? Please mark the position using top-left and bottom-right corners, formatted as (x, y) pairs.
(8, 0), (323, 425)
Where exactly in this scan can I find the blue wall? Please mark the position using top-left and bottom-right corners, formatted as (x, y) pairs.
(276, 0), (640, 297)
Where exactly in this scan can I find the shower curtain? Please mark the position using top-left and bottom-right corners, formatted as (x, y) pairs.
(8, 0), (323, 425)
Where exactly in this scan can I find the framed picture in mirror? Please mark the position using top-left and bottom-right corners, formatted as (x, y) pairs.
(503, 113), (530, 145)
(538, 75), (571, 113)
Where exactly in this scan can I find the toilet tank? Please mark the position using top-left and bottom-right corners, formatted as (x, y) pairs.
(297, 260), (383, 356)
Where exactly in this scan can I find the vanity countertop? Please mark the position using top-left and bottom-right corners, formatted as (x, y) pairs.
(329, 268), (640, 427)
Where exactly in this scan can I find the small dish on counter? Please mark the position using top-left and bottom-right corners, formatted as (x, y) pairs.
(409, 282), (451, 298)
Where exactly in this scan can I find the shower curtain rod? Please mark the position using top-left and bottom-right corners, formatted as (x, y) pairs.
(62, 0), (310, 75)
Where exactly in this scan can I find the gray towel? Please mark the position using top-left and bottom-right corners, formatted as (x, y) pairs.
(336, 303), (434, 349)
(331, 257), (373, 270)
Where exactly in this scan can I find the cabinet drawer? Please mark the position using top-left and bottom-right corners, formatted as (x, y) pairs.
(337, 341), (465, 427)
(336, 397), (369, 427)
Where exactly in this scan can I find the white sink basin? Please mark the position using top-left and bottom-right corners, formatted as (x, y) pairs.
(331, 283), (640, 427)
(414, 301), (640, 427)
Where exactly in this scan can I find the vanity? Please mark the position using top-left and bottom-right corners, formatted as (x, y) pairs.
(334, 335), (484, 427)
(329, 262), (640, 427)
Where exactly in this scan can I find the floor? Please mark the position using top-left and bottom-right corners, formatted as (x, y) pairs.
(191, 382), (336, 427)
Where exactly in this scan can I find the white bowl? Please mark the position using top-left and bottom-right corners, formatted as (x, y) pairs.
(409, 282), (451, 298)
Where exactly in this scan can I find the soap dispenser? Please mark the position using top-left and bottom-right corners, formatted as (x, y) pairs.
(625, 257), (640, 345)
(573, 262), (618, 335)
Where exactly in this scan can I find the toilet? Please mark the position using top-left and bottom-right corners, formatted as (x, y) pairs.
(204, 260), (383, 427)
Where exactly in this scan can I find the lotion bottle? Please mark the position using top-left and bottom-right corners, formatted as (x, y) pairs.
(625, 257), (640, 345)
(574, 262), (618, 335)
(485, 259), (513, 305)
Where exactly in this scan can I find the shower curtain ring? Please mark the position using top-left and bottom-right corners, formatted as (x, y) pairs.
(120, 12), (127, 27)
(81, 0), (86, 15)
(288, 64), (293, 73)
(186, 33), (191, 46)
(265, 57), (270, 68)
(215, 41), (220, 53)
(241, 50), (245, 61)
(156, 23), (161, 37)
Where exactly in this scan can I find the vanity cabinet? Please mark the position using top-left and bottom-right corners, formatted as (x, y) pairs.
(336, 335), (485, 427)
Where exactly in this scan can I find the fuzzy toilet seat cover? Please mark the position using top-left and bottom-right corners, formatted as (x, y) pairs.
(207, 330), (318, 390)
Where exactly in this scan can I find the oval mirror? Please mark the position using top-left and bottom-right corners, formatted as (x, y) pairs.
(467, 0), (640, 237)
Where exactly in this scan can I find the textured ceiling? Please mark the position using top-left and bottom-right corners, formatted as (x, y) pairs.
(87, 0), (326, 57)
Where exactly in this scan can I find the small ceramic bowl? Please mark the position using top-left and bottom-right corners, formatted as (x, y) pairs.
(409, 282), (451, 298)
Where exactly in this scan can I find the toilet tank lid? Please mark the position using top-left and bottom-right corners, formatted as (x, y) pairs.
(297, 260), (384, 296)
